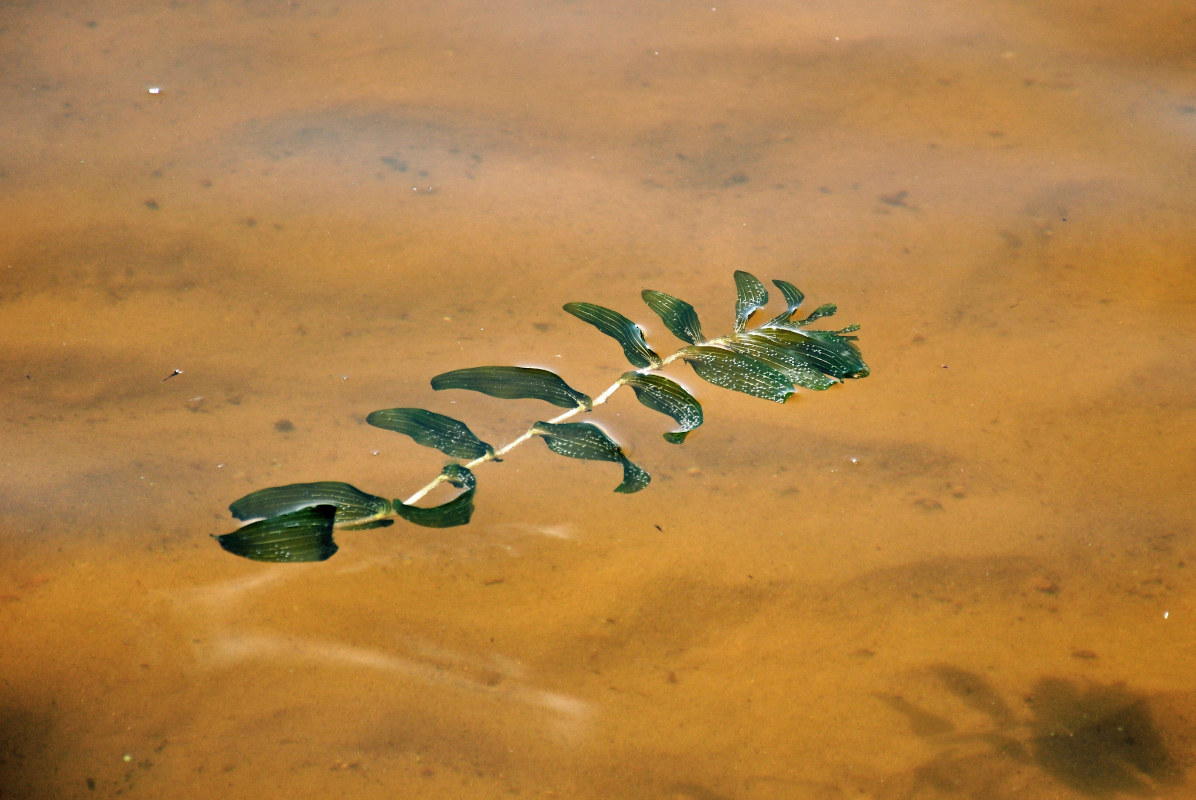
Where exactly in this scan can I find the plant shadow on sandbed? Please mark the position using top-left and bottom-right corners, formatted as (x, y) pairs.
(879, 666), (1186, 798)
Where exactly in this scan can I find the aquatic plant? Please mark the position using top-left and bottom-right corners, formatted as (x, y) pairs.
(214, 271), (869, 562)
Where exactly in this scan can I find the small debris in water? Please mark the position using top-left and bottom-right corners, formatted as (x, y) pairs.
(1032, 576), (1061, 595)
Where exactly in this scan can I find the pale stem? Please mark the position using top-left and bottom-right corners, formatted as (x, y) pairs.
(397, 373), (636, 507)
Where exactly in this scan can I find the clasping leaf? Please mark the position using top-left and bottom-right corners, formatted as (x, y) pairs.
(787, 303), (838, 327)
(767, 279), (805, 325)
(229, 481), (394, 527)
(620, 372), (703, 443)
(733, 270), (769, 332)
(641, 289), (705, 345)
(393, 464), (477, 527)
(531, 421), (650, 493)
(214, 505), (339, 563)
(432, 366), (592, 410)
(725, 330), (838, 391)
(753, 326), (869, 379)
(366, 408), (495, 461)
(681, 345), (796, 403)
(564, 302), (662, 369)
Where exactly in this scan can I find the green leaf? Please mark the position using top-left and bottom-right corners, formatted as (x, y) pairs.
(766, 279), (805, 325)
(772, 279), (805, 315)
(531, 421), (650, 493)
(393, 464), (477, 527)
(431, 366), (592, 410)
(366, 408), (495, 460)
(800, 329), (870, 378)
(733, 270), (769, 332)
(756, 326), (869, 379)
(563, 302), (662, 369)
(681, 345), (796, 403)
(725, 330), (838, 391)
(789, 303), (838, 326)
(229, 482), (393, 526)
(641, 289), (705, 345)
(620, 372), (703, 443)
(214, 505), (339, 562)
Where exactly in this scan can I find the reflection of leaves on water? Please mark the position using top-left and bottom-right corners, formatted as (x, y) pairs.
(880, 666), (1184, 798)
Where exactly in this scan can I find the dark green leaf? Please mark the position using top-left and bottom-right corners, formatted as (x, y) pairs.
(681, 345), (796, 403)
(800, 329), (870, 378)
(215, 505), (338, 562)
(772, 280), (805, 315)
(366, 407), (495, 460)
(229, 482), (393, 526)
(766, 279), (805, 326)
(620, 372), (704, 443)
(641, 289), (705, 345)
(394, 464), (476, 527)
(431, 366), (592, 410)
(790, 303), (838, 326)
(531, 421), (650, 493)
(725, 330), (838, 391)
(733, 270), (769, 333)
(756, 327), (869, 379)
(563, 302), (662, 369)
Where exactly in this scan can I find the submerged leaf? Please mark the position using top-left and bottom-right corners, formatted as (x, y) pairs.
(229, 482), (393, 526)
(725, 330), (838, 391)
(215, 505), (338, 562)
(393, 464), (476, 527)
(755, 326), (869, 379)
(366, 408), (495, 461)
(733, 270), (769, 332)
(620, 372), (704, 443)
(788, 303), (838, 326)
(531, 421), (650, 493)
(766, 279), (805, 326)
(564, 302), (662, 369)
(772, 279), (805, 315)
(681, 345), (796, 403)
(431, 366), (592, 410)
(641, 290), (705, 345)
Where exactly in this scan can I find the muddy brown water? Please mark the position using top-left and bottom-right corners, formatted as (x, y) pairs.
(2, 1), (1195, 798)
